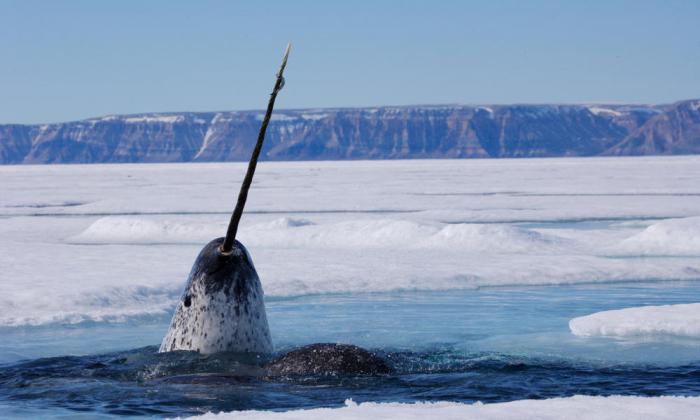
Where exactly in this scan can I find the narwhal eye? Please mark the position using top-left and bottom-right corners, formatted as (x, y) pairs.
(183, 295), (192, 307)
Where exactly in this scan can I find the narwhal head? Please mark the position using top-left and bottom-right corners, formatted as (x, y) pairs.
(159, 43), (290, 355)
(159, 237), (273, 354)
(186, 238), (258, 303)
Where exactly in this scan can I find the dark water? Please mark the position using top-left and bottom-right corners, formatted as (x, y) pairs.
(1, 345), (700, 417)
(3, 283), (700, 418)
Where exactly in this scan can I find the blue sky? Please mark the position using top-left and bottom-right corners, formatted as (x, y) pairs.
(1, 0), (698, 124)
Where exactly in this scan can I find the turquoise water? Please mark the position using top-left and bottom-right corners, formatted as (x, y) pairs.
(4, 282), (700, 366)
(1, 282), (700, 418)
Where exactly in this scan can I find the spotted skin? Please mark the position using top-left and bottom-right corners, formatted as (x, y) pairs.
(159, 238), (273, 354)
(266, 343), (392, 377)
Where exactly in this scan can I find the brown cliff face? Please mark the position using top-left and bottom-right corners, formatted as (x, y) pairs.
(604, 100), (700, 156)
(1, 101), (698, 164)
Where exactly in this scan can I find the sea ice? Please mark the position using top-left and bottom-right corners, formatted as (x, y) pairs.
(570, 303), (700, 338)
(2, 157), (700, 326)
(182, 395), (700, 420)
(610, 216), (700, 256)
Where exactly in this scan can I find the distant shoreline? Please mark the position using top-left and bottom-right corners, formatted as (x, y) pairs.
(1, 100), (698, 164)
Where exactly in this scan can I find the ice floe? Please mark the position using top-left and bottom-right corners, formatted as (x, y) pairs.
(570, 303), (700, 338)
(183, 395), (700, 420)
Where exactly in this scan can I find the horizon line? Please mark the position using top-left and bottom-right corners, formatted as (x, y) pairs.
(4, 98), (699, 126)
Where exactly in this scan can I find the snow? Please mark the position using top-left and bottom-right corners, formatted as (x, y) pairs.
(300, 113), (328, 121)
(71, 217), (561, 252)
(476, 106), (494, 114)
(2, 156), (700, 326)
(210, 113), (229, 124)
(569, 303), (700, 338)
(690, 101), (700, 112)
(70, 216), (220, 244)
(194, 124), (218, 159)
(256, 113), (297, 122)
(588, 107), (623, 117)
(182, 396), (700, 420)
(123, 115), (185, 124)
(611, 216), (700, 256)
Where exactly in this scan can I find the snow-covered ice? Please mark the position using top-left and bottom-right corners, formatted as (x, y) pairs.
(70, 216), (561, 252)
(2, 157), (700, 418)
(2, 156), (700, 326)
(570, 303), (700, 338)
(611, 216), (700, 256)
(183, 395), (700, 420)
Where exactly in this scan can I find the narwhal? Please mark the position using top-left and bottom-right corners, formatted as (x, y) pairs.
(159, 44), (392, 377)
(159, 45), (290, 354)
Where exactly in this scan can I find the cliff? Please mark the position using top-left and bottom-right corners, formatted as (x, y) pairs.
(1, 100), (698, 164)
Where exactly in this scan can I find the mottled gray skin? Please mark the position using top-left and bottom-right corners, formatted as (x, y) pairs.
(158, 239), (391, 376)
(266, 343), (392, 377)
(159, 238), (273, 354)
(157, 344), (393, 384)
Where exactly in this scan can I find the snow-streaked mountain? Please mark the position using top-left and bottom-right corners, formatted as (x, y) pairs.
(1, 101), (699, 164)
